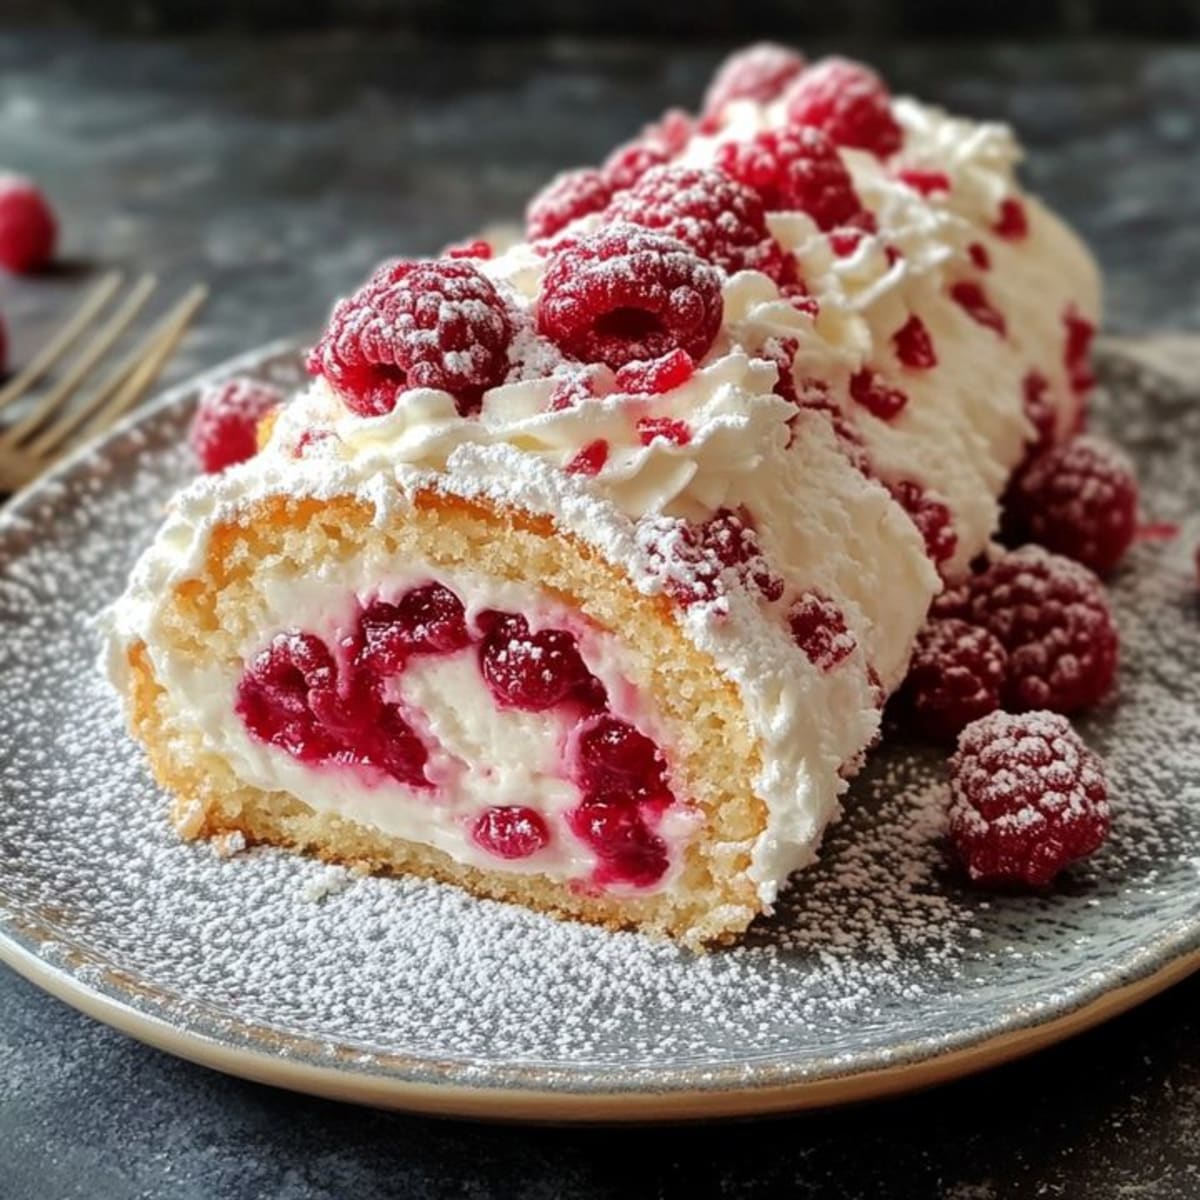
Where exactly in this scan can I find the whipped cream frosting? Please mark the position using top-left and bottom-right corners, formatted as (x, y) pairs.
(107, 84), (1102, 908)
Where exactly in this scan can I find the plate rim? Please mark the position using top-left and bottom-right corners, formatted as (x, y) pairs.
(2, 336), (1198, 1120)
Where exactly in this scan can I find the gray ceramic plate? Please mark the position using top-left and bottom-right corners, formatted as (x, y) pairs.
(1, 339), (1198, 1121)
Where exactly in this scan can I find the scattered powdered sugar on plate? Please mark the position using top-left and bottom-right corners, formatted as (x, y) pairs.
(0, 343), (1198, 1090)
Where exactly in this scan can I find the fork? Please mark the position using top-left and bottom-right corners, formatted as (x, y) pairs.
(0, 273), (208, 493)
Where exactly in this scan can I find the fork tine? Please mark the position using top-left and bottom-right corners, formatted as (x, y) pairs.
(31, 284), (208, 458)
(3, 275), (158, 446)
(0, 272), (124, 414)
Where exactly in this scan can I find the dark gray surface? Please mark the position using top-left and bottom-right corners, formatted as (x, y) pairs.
(0, 31), (1198, 1200)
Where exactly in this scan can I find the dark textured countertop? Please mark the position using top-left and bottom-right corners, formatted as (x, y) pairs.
(1, 30), (1199, 1200)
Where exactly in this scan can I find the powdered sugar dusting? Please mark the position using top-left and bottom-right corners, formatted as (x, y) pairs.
(1, 346), (1198, 1090)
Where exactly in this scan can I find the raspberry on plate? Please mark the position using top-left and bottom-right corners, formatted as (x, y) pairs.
(900, 618), (1007, 741)
(702, 42), (808, 119)
(307, 258), (512, 418)
(536, 224), (723, 370)
(949, 710), (1110, 886)
(714, 126), (872, 231)
(526, 168), (613, 242)
(189, 376), (284, 473)
(783, 57), (903, 158)
(933, 545), (1118, 715)
(605, 165), (788, 278)
(0, 175), (57, 273)
(1006, 435), (1139, 576)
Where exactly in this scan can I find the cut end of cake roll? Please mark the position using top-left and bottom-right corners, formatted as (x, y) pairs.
(105, 43), (1103, 946)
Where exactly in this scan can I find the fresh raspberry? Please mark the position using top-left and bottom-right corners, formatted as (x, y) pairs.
(525, 168), (613, 242)
(933, 546), (1118, 714)
(896, 169), (950, 196)
(993, 197), (1029, 240)
(606, 166), (787, 278)
(355, 585), (471, 674)
(788, 590), (857, 671)
(637, 417), (691, 446)
(968, 242), (991, 271)
(575, 715), (669, 803)
(479, 613), (593, 711)
(889, 479), (958, 567)
(602, 140), (670, 193)
(237, 632), (343, 762)
(900, 618), (1007, 741)
(783, 57), (903, 158)
(893, 315), (938, 370)
(188, 376), (283, 473)
(567, 799), (668, 887)
(951, 281), (1007, 337)
(714, 127), (871, 231)
(949, 710), (1110, 886)
(307, 258), (511, 418)
(472, 806), (550, 860)
(1063, 305), (1096, 396)
(443, 237), (493, 260)
(614, 348), (694, 394)
(565, 439), (609, 476)
(642, 108), (695, 156)
(1006, 435), (1138, 576)
(641, 509), (783, 608)
(850, 368), (908, 420)
(702, 42), (808, 118)
(536, 224), (723, 370)
(0, 175), (57, 273)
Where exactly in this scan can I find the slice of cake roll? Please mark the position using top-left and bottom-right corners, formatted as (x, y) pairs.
(105, 46), (1100, 945)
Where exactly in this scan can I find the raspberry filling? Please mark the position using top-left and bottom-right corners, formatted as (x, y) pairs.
(235, 580), (685, 890)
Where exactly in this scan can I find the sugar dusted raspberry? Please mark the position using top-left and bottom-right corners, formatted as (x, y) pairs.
(1007, 435), (1139, 576)
(637, 417), (691, 446)
(565, 439), (609, 476)
(714, 127), (870, 231)
(614, 348), (694, 395)
(949, 710), (1110, 886)
(307, 258), (511, 418)
(568, 800), (668, 887)
(889, 479), (958, 567)
(951, 281), (1007, 337)
(896, 169), (950, 196)
(1063, 305), (1096, 396)
(479, 613), (593, 712)
(935, 546), (1118, 714)
(606, 165), (786, 278)
(0, 175), (56, 273)
(703, 42), (807, 118)
(968, 242), (991, 271)
(893, 314), (937, 370)
(850, 368), (908, 420)
(472, 806), (551, 860)
(526, 168), (613, 242)
(901, 618), (1007, 741)
(575, 715), (668, 802)
(189, 376), (284, 473)
(443, 237), (493, 260)
(993, 197), (1029, 240)
(784, 57), (903, 158)
(788, 590), (856, 671)
(237, 632), (342, 762)
(356, 584), (471, 675)
(602, 140), (670, 193)
(536, 224), (723, 370)
(642, 108), (695, 156)
(548, 366), (608, 411)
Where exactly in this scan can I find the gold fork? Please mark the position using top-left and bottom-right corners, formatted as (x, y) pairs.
(0, 273), (208, 493)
